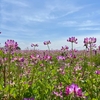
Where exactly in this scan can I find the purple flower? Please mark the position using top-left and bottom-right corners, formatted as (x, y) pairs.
(57, 56), (65, 60)
(67, 37), (78, 44)
(5, 40), (18, 49)
(69, 53), (76, 58)
(31, 44), (38, 47)
(95, 70), (100, 75)
(19, 57), (24, 62)
(12, 57), (24, 62)
(44, 41), (51, 45)
(36, 54), (40, 58)
(30, 55), (37, 60)
(84, 37), (96, 44)
(65, 83), (84, 98)
(61, 45), (69, 51)
(43, 55), (52, 61)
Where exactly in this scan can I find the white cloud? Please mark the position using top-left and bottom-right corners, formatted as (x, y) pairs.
(78, 27), (100, 30)
(22, 16), (45, 22)
(79, 20), (100, 27)
(59, 20), (100, 29)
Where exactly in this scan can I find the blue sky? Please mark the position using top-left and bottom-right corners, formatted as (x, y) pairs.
(0, 0), (100, 50)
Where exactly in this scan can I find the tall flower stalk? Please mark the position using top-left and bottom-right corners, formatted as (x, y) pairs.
(84, 37), (96, 65)
(61, 45), (69, 56)
(2, 57), (7, 88)
(67, 37), (77, 64)
(67, 37), (77, 57)
(44, 40), (51, 54)
(3, 65), (6, 87)
(84, 37), (96, 98)
(31, 44), (38, 55)
(31, 44), (38, 51)
(17, 58), (24, 99)
(5, 40), (18, 99)
(8, 48), (11, 100)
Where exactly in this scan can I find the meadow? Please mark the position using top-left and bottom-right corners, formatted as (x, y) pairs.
(0, 37), (100, 100)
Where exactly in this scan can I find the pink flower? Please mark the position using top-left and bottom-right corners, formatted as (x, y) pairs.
(43, 55), (52, 61)
(65, 83), (84, 98)
(19, 57), (24, 62)
(5, 40), (18, 49)
(95, 70), (100, 75)
(84, 37), (96, 44)
(12, 57), (24, 62)
(44, 41), (51, 45)
(31, 44), (38, 47)
(36, 54), (40, 58)
(57, 56), (65, 60)
(30, 55), (37, 60)
(67, 37), (78, 44)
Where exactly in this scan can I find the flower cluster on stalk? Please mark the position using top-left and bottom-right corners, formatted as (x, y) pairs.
(44, 40), (51, 45)
(5, 40), (18, 49)
(31, 44), (38, 47)
(67, 37), (78, 44)
(84, 37), (97, 49)
(65, 83), (85, 98)
(84, 37), (96, 44)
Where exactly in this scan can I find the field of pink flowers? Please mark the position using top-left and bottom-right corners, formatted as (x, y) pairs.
(0, 37), (100, 100)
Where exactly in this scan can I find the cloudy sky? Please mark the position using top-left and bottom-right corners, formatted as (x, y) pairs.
(0, 0), (100, 50)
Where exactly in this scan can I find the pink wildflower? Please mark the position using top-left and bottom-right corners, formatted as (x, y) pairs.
(57, 56), (65, 60)
(67, 37), (78, 44)
(84, 37), (96, 44)
(65, 83), (85, 98)
(95, 70), (100, 75)
(5, 40), (18, 49)
(44, 41), (51, 45)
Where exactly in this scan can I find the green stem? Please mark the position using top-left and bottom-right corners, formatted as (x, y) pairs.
(47, 45), (50, 54)
(34, 46), (35, 51)
(8, 48), (11, 100)
(17, 64), (21, 99)
(90, 43), (92, 66)
(96, 74), (99, 98)
(3, 65), (6, 87)
(71, 42), (74, 64)
(72, 42), (74, 57)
